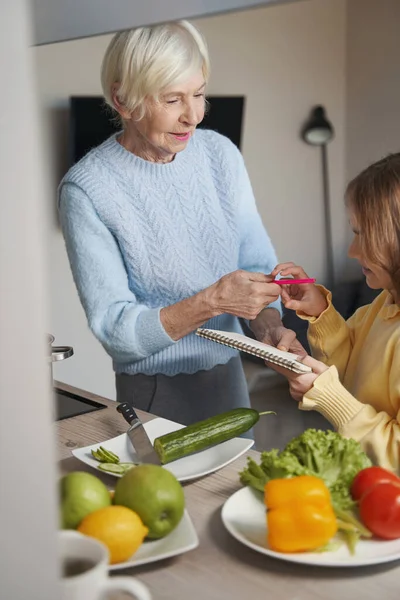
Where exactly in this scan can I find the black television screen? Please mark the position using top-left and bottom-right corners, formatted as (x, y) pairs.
(69, 95), (245, 165)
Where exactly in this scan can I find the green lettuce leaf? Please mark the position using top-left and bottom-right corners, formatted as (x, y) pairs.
(239, 428), (372, 510)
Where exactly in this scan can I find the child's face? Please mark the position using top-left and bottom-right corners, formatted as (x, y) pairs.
(348, 209), (394, 292)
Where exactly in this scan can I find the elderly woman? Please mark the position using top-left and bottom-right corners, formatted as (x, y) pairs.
(59, 20), (303, 425)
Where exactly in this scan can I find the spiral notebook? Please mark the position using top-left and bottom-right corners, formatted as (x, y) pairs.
(196, 328), (312, 374)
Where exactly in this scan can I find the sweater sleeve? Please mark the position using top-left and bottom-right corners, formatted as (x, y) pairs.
(59, 182), (177, 363)
(235, 149), (282, 315)
(297, 286), (371, 379)
(299, 364), (400, 473)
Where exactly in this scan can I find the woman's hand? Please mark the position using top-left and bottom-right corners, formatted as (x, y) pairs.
(262, 324), (307, 357)
(266, 355), (328, 400)
(207, 270), (281, 320)
(251, 310), (307, 357)
(271, 262), (328, 318)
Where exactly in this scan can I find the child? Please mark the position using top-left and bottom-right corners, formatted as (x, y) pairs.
(270, 153), (400, 472)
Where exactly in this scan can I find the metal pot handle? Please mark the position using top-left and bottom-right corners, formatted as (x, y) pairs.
(51, 346), (74, 362)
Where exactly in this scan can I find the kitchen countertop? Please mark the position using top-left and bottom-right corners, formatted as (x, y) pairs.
(56, 381), (400, 600)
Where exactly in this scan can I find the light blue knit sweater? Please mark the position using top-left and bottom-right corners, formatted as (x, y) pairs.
(58, 129), (280, 376)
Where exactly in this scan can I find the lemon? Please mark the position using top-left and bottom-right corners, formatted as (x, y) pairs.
(77, 505), (148, 564)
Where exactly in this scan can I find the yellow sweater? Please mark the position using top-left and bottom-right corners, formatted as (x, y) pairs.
(299, 286), (400, 472)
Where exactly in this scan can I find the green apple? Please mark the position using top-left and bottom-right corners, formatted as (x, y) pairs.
(113, 464), (185, 539)
(60, 471), (111, 529)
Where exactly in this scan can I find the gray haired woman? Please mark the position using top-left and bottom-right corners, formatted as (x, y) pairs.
(59, 21), (303, 425)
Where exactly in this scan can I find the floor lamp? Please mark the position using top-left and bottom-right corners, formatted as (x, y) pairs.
(301, 106), (335, 288)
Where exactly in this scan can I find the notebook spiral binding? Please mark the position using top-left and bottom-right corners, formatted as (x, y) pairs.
(196, 328), (307, 374)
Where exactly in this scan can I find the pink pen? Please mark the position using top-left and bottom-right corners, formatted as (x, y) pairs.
(274, 278), (316, 285)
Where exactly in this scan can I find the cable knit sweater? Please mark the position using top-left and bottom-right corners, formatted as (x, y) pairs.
(58, 129), (280, 376)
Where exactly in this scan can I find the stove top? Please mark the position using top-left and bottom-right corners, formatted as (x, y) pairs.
(55, 387), (108, 421)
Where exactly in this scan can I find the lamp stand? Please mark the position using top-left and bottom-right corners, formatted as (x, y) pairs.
(321, 144), (335, 289)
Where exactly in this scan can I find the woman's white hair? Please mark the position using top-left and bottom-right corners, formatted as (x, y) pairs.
(101, 20), (210, 120)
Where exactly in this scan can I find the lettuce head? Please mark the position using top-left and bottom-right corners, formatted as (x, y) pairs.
(239, 428), (372, 509)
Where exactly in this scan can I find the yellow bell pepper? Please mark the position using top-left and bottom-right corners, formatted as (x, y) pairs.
(265, 475), (338, 553)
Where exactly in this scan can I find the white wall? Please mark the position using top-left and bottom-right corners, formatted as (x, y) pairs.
(34, 0), (347, 399)
(345, 0), (400, 277)
(1, 2), (60, 598)
(198, 0), (347, 281)
(346, 0), (400, 178)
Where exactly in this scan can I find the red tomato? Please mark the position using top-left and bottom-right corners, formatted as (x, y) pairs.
(351, 466), (400, 501)
(359, 481), (400, 539)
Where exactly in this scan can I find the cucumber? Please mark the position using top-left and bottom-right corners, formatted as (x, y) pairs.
(91, 447), (120, 464)
(97, 462), (137, 475)
(153, 408), (275, 465)
(99, 446), (120, 463)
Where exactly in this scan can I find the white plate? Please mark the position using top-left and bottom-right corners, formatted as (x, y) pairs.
(72, 416), (254, 482)
(109, 509), (198, 570)
(221, 486), (400, 568)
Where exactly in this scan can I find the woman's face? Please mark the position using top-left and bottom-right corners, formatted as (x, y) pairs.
(348, 207), (393, 291)
(125, 69), (206, 162)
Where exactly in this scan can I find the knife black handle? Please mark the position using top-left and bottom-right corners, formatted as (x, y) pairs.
(116, 402), (139, 427)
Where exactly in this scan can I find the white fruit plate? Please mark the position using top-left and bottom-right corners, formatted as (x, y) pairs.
(72, 416), (254, 483)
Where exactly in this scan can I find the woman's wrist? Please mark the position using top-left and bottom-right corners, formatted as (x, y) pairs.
(202, 282), (223, 318)
(160, 288), (220, 341)
(250, 306), (282, 339)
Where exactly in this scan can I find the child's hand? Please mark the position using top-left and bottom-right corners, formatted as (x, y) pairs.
(271, 262), (328, 317)
(265, 355), (328, 401)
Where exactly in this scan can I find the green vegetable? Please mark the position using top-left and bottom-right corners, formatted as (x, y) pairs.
(339, 530), (360, 556)
(313, 540), (343, 553)
(239, 428), (372, 511)
(90, 446), (136, 475)
(100, 446), (120, 463)
(91, 446), (120, 464)
(97, 462), (137, 475)
(335, 508), (372, 539)
(154, 408), (275, 465)
(334, 507), (371, 555)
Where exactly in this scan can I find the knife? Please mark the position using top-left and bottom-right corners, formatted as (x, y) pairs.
(116, 402), (161, 465)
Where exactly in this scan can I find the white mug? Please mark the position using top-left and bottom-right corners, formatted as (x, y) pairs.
(59, 531), (152, 600)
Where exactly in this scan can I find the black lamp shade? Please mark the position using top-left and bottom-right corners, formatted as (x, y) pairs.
(302, 105), (334, 146)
